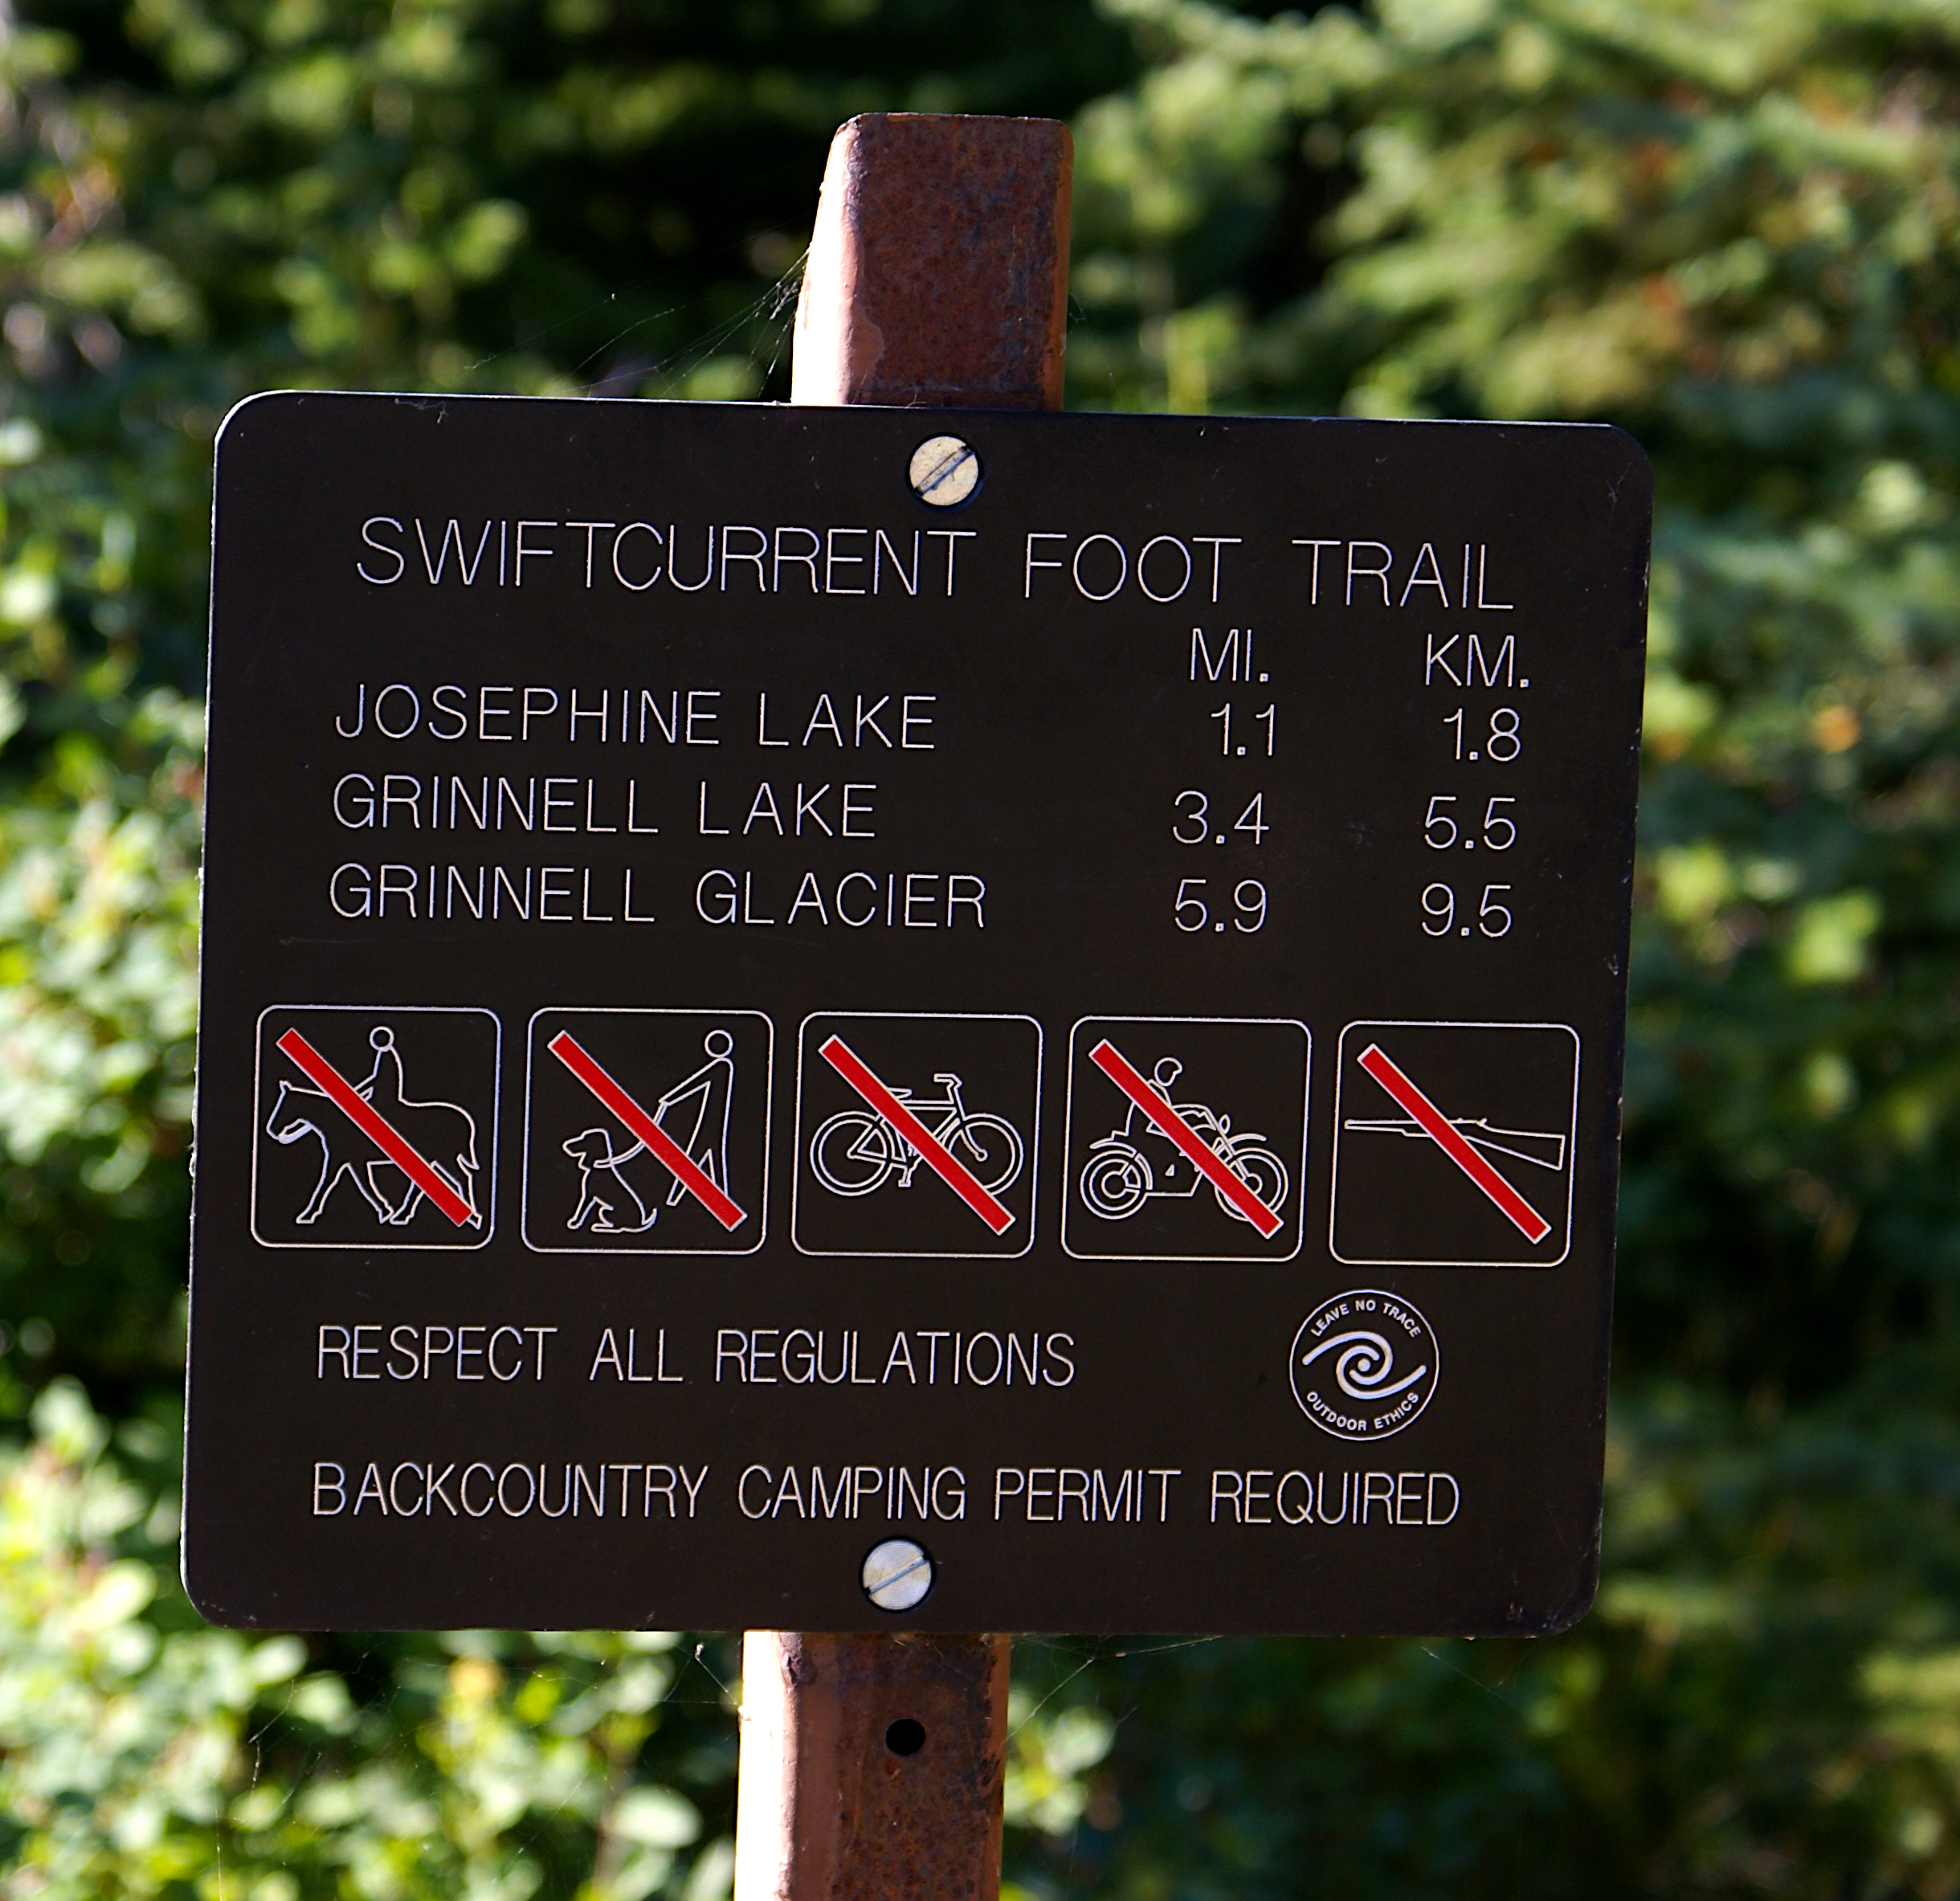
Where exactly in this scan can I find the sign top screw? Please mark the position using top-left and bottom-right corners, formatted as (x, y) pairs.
(909, 435), (980, 508)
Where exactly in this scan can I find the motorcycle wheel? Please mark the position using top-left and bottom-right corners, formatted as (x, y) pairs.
(1081, 1147), (1150, 1219)
(1216, 1147), (1288, 1224)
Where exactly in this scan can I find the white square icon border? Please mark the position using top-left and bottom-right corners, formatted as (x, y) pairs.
(521, 1007), (774, 1257)
(1328, 1018), (1580, 1269)
(249, 1003), (501, 1251)
(790, 1010), (1043, 1261)
(1060, 1015), (1311, 1265)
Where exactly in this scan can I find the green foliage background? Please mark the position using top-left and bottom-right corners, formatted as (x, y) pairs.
(5, 0), (1960, 1892)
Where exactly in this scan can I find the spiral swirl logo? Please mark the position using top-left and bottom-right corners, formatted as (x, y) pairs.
(1290, 1290), (1439, 1441)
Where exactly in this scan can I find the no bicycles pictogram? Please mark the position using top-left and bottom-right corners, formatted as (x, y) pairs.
(812, 1036), (1023, 1234)
(793, 1013), (1041, 1260)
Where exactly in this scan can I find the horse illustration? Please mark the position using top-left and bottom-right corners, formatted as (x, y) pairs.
(265, 1026), (480, 1228)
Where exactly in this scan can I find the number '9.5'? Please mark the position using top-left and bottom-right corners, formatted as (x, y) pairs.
(1421, 883), (1512, 938)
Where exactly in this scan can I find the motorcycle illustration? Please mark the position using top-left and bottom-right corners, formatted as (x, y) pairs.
(1079, 1056), (1288, 1224)
(810, 1072), (1025, 1198)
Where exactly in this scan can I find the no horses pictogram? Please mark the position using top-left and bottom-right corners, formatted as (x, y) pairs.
(251, 1006), (500, 1249)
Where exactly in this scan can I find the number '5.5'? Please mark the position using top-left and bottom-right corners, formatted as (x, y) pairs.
(1423, 795), (1517, 851)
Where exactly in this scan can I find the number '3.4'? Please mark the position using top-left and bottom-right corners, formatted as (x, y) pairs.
(1174, 791), (1269, 846)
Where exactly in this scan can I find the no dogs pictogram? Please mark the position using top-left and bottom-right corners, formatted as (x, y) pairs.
(523, 1010), (772, 1255)
(549, 1034), (748, 1231)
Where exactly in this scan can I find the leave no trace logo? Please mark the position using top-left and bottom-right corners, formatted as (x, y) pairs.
(1289, 1291), (1438, 1441)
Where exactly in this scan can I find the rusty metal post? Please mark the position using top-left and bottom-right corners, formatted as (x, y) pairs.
(733, 112), (1072, 1901)
(789, 112), (1071, 411)
(735, 1631), (1015, 1901)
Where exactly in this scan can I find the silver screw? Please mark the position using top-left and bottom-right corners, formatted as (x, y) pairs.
(909, 435), (980, 509)
(861, 1537), (933, 1612)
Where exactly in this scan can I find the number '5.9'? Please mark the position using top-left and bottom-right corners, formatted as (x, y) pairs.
(1176, 877), (1268, 933)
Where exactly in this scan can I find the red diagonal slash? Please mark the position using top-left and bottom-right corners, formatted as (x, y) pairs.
(1356, 1044), (1552, 1243)
(1089, 1039), (1284, 1238)
(275, 1028), (476, 1228)
(547, 1032), (747, 1231)
(818, 1035), (1015, 1235)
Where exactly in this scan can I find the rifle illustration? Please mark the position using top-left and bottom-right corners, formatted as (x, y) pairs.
(1341, 1117), (1567, 1174)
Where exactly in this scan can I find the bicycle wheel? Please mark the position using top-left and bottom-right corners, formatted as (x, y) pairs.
(950, 1113), (1024, 1194)
(811, 1111), (895, 1195)
(1215, 1146), (1288, 1224)
(1080, 1147), (1149, 1220)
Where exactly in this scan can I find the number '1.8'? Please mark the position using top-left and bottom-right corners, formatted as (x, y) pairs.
(1443, 708), (1523, 762)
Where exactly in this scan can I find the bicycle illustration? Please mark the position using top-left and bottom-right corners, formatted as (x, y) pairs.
(810, 1073), (1024, 1198)
(1079, 1056), (1288, 1224)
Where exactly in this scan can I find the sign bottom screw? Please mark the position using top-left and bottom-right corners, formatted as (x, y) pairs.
(862, 1537), (933, 1612)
